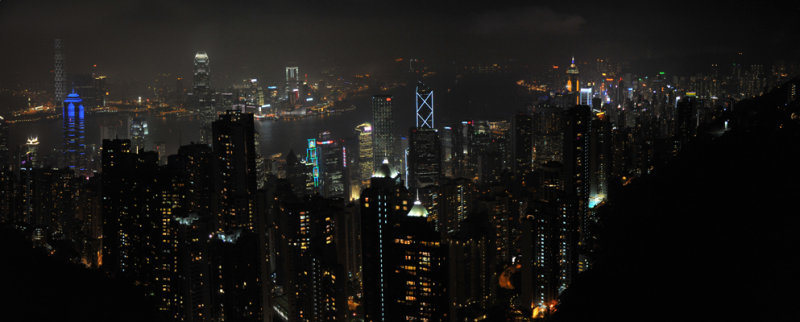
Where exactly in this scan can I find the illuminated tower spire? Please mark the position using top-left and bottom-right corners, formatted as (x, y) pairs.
(415, 81), (434, 128)
(566, 56), (580, 93)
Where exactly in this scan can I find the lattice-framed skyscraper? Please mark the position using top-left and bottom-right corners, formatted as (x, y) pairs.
(54, 39), (65, 105)
(415, 81), (434, 128)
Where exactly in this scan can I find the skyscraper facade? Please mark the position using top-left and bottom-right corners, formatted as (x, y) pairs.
(63, 91), (87, 175)
(371, 95), (394, 168)
(355, 122), (373, 187)
(54, 39), (65, 105)
(360, 161), (409, 321)
(192, 52), (211, 104)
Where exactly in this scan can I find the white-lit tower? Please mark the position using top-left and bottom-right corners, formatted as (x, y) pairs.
(415, 81), (434, 128)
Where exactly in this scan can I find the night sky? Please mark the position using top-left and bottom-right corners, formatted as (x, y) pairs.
(1, 0), (799, 84)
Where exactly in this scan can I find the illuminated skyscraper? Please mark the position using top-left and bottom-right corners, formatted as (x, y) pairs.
(54, 39), (65, 105)
(63, 90), (87, 175)
(129, 118), (148, 153)
(371, 95), (394, 168)
(316, 131), (346, 198)
(212, 110), (257, 232)
(355, 122), (373, 187)
(360, 161), (409, 321)
(415, 81), (434, 128)
(566, 56), (580, 93)
(390, 198), (448, 321)
(286, 66), (299, 101)
(193, 52), (211, 104)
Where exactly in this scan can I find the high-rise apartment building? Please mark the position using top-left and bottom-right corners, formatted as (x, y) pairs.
(212, 110), (257, 232)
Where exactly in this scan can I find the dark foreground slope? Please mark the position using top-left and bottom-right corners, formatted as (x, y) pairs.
(552, 83), (800, 322)
(0, 226), (164, 322)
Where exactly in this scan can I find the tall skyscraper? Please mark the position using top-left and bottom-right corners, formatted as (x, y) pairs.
(407, 127), (441, 190)
(360, 161), (409, 321)
(355, 122), (373, 187)
(563, 105), (591, 276)
(317, 131), (346, 198)
(54, 39), (65, 105)
(285, 66), (300, 101)
(390, 199), (448, 321)
(212, 110), (257, 232)
(371, 95), (394, 168)
(415, 81), (434, 128)
(129, 118), (148, 153)
(566, 56), (580, 93)
(63, 90), (87, 175)
(192, 52), (211, 104)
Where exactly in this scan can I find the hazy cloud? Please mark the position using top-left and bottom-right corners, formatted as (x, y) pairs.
(473, 6), (586, 36)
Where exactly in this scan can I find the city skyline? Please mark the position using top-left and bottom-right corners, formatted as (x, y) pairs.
(1, 2), (799, 322)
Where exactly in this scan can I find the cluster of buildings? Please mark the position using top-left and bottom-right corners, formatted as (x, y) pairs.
(1, 49), (798, 322)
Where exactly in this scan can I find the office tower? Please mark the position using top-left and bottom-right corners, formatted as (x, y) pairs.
(54, 39), (65, 105)
(407, 127), (441, 190)
(566, 56), (580, 93)
(63, 90), (87, 175)
(193, 52), (211, 104)
(285, 66), (300, 101)
(212, 110), (257, 232)
(440, 126), (454, 177)
(563, 105), (591, 276)
(415, 81), (434, 128)
(129, 118), (148, 153)
(359, 161), (409, 321)
(355, 123), (374, 187)
(579, 88), (593, 107)
(317, 131), (346, 199)
(371, 95), (394, 168)
(390, 199), (448, 321)
(513, 112), (534, 176)
(24, 137), (40, 168)
(19, 137), (40, 224)
(306, 139), (321, 194)
(451, 121), (474, 178)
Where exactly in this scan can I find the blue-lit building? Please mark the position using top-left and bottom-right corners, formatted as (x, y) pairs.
(63, 90), (87, 175)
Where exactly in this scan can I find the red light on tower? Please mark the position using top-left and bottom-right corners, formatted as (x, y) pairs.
(386, 98), (392, 102)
